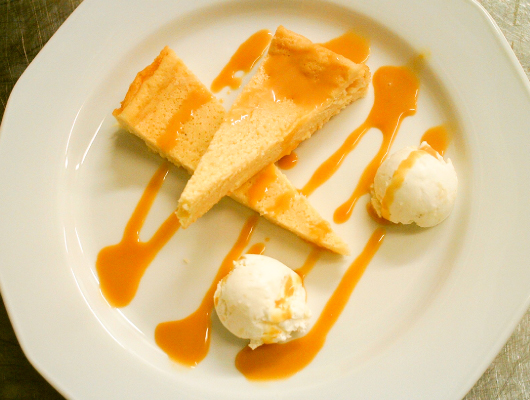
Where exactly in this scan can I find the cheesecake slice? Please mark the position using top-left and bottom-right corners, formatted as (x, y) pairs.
(113, 46), (349, 255)
(176, 26), (370, 228)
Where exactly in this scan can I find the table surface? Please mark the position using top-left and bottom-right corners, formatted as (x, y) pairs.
(1, 0), (529, 398)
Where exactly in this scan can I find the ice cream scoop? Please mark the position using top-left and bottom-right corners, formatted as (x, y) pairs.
(214, 254), (311, 349)
(370, 143), (457, 227)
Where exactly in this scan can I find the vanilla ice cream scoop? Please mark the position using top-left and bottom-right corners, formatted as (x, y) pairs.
(214, 254), (311, 349)
(371, 143), (457, 227)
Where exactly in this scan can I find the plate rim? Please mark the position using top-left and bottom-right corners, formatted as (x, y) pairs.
(1, 0), (530, 398)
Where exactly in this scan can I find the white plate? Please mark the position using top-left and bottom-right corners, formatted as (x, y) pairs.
(1, 0), (530, 398)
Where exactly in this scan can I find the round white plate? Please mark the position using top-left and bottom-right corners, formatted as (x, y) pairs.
(1, 0), (530, 399)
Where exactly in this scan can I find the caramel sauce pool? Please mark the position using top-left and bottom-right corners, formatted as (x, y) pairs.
(421, 125), (451, 156)
(235, 228), (385, 380)
(321, 31), (370, 64)
(96, 163), (180, 307)
(211, 29), (272, 93)
(155, 215), (259, 366)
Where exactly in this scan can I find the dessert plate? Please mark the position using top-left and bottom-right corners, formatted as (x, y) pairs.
(1, 0), (530, 399)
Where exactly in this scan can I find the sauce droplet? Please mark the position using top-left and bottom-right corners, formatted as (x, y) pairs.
(420, 125), (451, 157)
(277, 152), (298, 170)
(235, 228), (385, 380)
(211, 29), (272, 93)
(96, 163), (180, 307)
(155, 214), (259, 366)
(321, 31), (370, 64)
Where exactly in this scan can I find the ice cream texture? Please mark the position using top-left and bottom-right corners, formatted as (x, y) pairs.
(214, 254), (311, 349)
(371, 143), (457, 227)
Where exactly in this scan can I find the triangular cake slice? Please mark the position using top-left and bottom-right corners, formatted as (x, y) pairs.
(113, 46), (224, 173)
(113, 46), (349, 255)
(176, 26), (370, 228)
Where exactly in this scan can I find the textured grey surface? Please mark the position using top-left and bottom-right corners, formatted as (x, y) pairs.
(0, 0), (529, 399)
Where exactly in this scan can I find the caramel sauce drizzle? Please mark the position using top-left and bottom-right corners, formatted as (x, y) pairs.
(308, 220), (333, 243)
(301, 66), (419, 205)
(247, 242), (266, 255)
(247, 164), (277, 207)
(269, 191), (296, 215)
(96, 163), (180, 307)
(333, 67), (419, 224)
(157, 88), (213, 152)
(321, 31), (370, 64)
(420, 125), (451, 157)
(301, 67), (419, 220)
(247, 164), (296, 215)
(277, 151), (298, 170)
(294, 246), (322, 282)
(211, 29), (272, 93)
(262, 43), (346, 109)
(380, 149), (428, 220)
(154, 215), (259, 367)
(235, 228), (385, 380)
